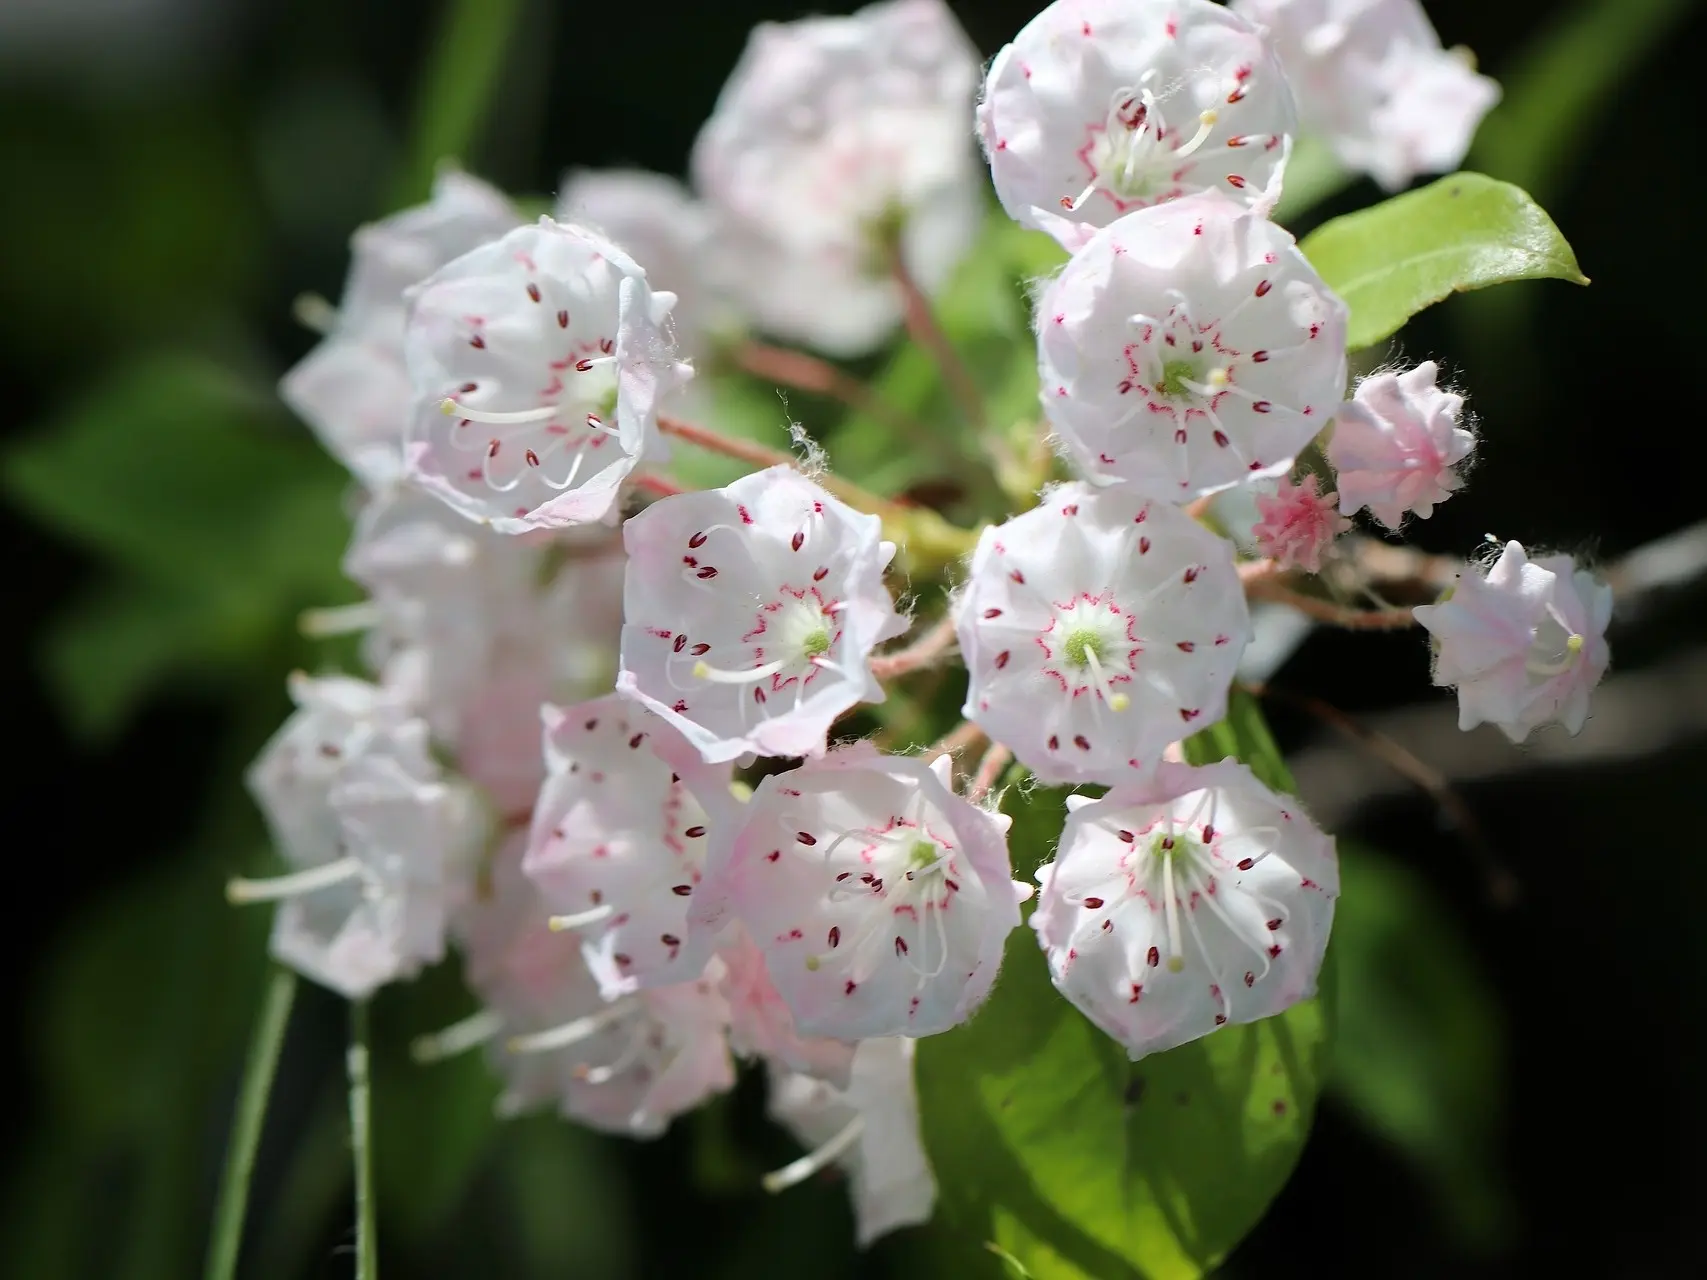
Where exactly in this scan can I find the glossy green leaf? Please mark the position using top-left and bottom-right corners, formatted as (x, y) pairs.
(1330, 845), (1510, 1248)
(919, 693), (1331, 1280)
(1299, 172), (1587, 351)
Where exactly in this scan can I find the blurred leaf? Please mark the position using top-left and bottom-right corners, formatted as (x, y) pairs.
(1300, 172), (1587, 351)
(1471, 0), (1693, 205)
(369, 970), (503, 1244)
(919, 691), (1331, 1280)
(5, 354), (353, 737)
(392, 0), (526, 208)
(835, 211), (1066, 501)
(499, 1117), (636, 1277)
(1330, 844), (1510, 1249)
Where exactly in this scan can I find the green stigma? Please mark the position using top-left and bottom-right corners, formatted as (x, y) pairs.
(908, 840), (940, 870)
(801, 627), (831, 659)
(1061, 627), (1104, 668)
(1159, 359), (1201, 399)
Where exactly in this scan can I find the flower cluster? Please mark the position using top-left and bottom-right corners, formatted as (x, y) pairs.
(236, 0), (1607, 1249)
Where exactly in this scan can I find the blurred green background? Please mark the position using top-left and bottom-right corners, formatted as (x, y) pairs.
(3, 0), (1705, 1275)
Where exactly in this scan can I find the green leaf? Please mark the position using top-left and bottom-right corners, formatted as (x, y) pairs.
(1330, 845), (1510, 1249)
(1181, 687), (1295, 793)
(1299, 172), (1588, 351)
(919, 693), (1331, 1280)
(833, 210), (1065, 500)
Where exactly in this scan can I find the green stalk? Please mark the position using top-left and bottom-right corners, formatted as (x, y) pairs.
(348, 999), (378, 1279)
(202, 967), (299, 1280)
(390, 0), (528, 208)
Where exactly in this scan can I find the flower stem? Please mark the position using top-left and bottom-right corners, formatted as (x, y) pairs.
(632, 471), (688, 499)
(870, 616), (959, 681)
(348, 999), (378, 1280)
(731, 340), (934, 441)
(888, 245), (984, 432)
(966, 743), (1014, 803)
(1245, 577), (1417, 629)
(925, 720), (989, 768)
(203, 966), (298, 1280)
(653, 414), (979, 572)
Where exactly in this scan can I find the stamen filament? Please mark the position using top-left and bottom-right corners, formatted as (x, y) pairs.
(693, 658), (787, 685)
(439, 398), (560, 425)
(226, 856), (363, 905)
(762, 1116), (865, 1193)
(410, 1008), (504, 1063)
(547, 904), (616, 932)
(506, 1001), (635, 1054)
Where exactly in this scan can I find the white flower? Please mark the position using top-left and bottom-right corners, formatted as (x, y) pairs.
(236, 672), (485, 998)
(402, 218), (691, 533)
(980, 0), (1298, 250)
(1413, 541), (1612, 742)
(690, 0), (984, 356)
(616, 465), (907, 763)
(1328, 360), (1474, 528)
(555, 168), (737, 366)
(764, 1038), (935, 1248)
(956, 483), (1250, 784)
(281, 170), (519, 487)
(523, 695), (738, 999)
(692, 747), (1024, 1041)
(1232, 0), (1499, 191)
(450, 835), (735, 1136)
(1032, 759), (1338, 1059)
(1037, 192), (1348, 501)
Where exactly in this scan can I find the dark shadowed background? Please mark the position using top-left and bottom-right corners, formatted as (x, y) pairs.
(3, 0), (1704, 1275)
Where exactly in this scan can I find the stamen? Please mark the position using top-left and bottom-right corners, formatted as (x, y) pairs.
(226, 856), (364, 905)
(439, 398), (560, 425)
(762, 1116), (865, 1193)
(410, 1008), (504, 1063)
(1161, 851), (1186, 973)
(1172, 109), (1219, 160)
(575, 1030), (648, 1082)
(1082, 646), (1131, 712)
(547, 904), (616, 931)
(506, 1000), (636, 1054)
(298, 600), (386, 639)
(292, 292), (339, 335)
(693, 658), (787, 685)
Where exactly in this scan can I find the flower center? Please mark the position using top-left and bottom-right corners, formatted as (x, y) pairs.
(1047, 599), (1133, 711)
(1525, 608), (1586, 681)
(1158, 358), (1202, 400)
(1066, 87), (1218, 211)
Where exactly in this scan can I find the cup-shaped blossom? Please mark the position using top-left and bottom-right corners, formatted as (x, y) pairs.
(1251, 473), (1349, 573)
(523, 695), (738, 1000)
(765, 1038), (935, 1248)
(1033, 759), (1337, 1059)
(692, 748), (1024, 1041)
(718, 925), (857, 1087)
(282, 169), (520, 487)
(956, 484), (1251, 785)
(1413, 541), (1612, 743)
(980, 0), (1297, 250)
(452, 835), (736, 1136)
(617, 465), (907, 763)
(403, 218), (690, 533)
(1328, 361), (1474, 528)
(1232, 0), (1499, 191)
(1038, 193), (1348, 502)
(690, 0), (984, 356)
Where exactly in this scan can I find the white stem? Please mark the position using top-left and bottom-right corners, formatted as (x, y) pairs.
(762, 1116), (865, 1193)
(226, 856), (363, 905)
(506, 1001), (635, 1054)
(411, 1008), (504, 1063)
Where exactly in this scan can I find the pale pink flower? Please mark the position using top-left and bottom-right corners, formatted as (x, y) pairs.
(765, 1038), (935, 1247)
(690, 0), (984, 356)
(1037, 192), (1348, 502)
(1232, 0), (1499, 191)
(1328, 361), (1474, 528)
(1252, 473), (1350, 572)
(980, 0), (1297, 250)
(1032, 759), (1337, 1059)
(956, 483), (1250, 785)
(523, 694), (737, 999)
(282, 169), (519, 486)
(692, 747), (1024, 1041)
(403, 218), (691, 533)
(718, 925), (857, 1087)
(617, 465), (907, 764)
(1413, 541), (1612, 743)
